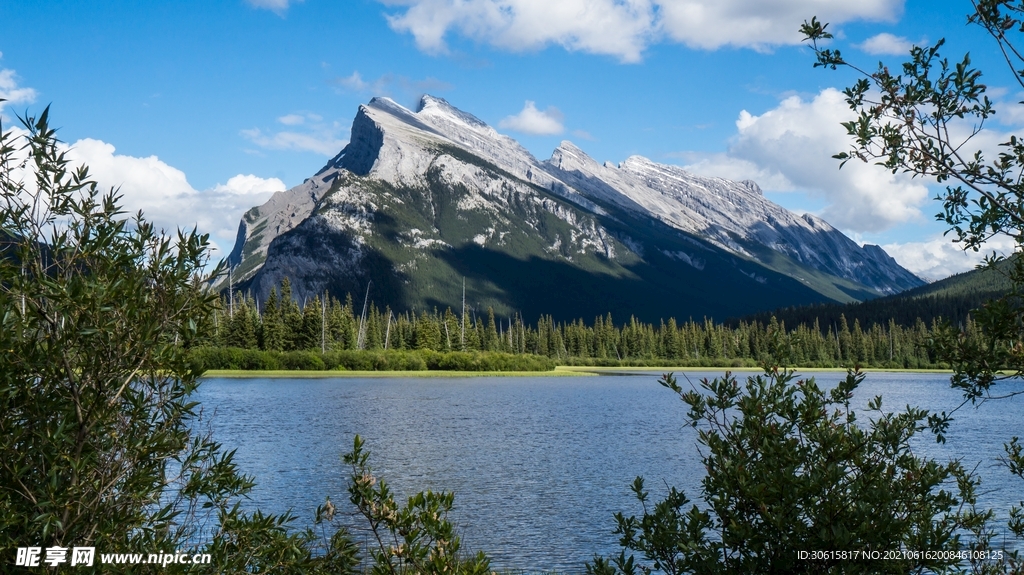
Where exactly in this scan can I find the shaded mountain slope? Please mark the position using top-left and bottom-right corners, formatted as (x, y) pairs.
(737, 259), (1014, 330)
(223, 96), (924, 322)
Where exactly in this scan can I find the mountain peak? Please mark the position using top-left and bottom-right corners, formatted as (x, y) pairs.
(556, 140), (585, 153)
(416, 94), (489, 129)
(740, 180), (763, 196)
(620, 155), (662, 172)
(367, 96), (407, 114)
(222, 95), (924, 309)
(549, 140), (600, 172)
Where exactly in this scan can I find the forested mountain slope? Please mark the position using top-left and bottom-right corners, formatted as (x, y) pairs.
(738, 259), (1013, 330)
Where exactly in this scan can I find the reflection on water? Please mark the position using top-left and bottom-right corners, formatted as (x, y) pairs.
(195, 370), (1024, 572)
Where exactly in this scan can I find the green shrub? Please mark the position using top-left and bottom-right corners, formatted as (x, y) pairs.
(589, 368), (990, 574)
(281, 350), (326, 371)
(188, 347), (283, 370)
(0, 109), (348, 573)
(318, 436), (492, 575)
(192, 348), (555, 372)
(427, 351), (555, 371)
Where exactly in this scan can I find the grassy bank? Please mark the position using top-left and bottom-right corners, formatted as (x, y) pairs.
(558, 365), (954, 375)
(188, 347), (955, 375)
(188, 347), (557, 373)
(198, 360), (953, 380)
(204, 366), (587, 378)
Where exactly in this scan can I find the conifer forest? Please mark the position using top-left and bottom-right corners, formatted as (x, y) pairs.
(205, 277), (971, 370)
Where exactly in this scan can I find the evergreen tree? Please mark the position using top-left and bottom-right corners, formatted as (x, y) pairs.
(280, 279), (303, 351)
(365, 304), (383, 350)
(483, 307), (499, 351)
(414, 310), (442, 350)
(260, 287), (285, 351)
(225, 294), (258, 349)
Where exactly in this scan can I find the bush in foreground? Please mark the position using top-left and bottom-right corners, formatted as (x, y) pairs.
(313, 436), (492, 575)
(0, 107), (372, 573)
(0, 108), (484, 574)
(588, 367), (996, 574)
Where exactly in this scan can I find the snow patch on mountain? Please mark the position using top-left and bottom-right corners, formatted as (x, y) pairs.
(224, 94), (924, 302)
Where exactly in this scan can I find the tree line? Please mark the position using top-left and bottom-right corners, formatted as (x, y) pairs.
(212, 277), (979, 368)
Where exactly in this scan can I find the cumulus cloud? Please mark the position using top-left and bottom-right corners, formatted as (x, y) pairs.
(64, 138), (285, 257)
(673, 152), (794, 191)
(658, 0), (901, 51)
(882, 234), (1015, 281)
(857, 32), (914, 55)
(0, 64), (278, 259)
(382, 0), (656, 62)
(498, 101), (564, 135)
(0, 68), (38, 114)
(685, 88), (929, 232)
(379, 0), (903, 61)
(680, 87), (1024, 278)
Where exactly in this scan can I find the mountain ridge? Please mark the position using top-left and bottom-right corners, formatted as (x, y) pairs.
(221, 95), (923, 322)
(735, 258), (1013, 331)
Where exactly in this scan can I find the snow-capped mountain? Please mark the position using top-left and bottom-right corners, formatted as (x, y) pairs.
(223, 95), (923, 321)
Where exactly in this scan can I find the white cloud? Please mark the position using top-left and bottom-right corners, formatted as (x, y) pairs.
(882, 235), (1015, 281)
(64, 138), (284, 257)
(245, 0), (302, 14)
(277, 114), (305, 126)
(0, 65), (278, 259)
(379, 0), (903, 61)
(333, 71), (453, 99)
(383, 0), (656, 62)
(498, 101), (564, 135)
(0, 68), (38, 114)
(857, 32), (914, 55)
(572, 128), (595, 141)
(241, 116), (347, 156)
(677, 152), (794, 191)
(993, 97), (1024, 127)
(336, 72), (369, 92)
(212, 173), (286, 197)
(684, 88), (929, 233)
(659, 0), (901, 51)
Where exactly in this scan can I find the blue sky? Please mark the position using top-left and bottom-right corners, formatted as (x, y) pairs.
(0, 0), (1015, 280)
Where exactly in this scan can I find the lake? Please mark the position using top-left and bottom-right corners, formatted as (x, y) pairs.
(195, 370), (1024, 572)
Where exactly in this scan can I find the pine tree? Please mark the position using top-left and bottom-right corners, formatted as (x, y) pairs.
(260, 287), (285, 351)
(299, 294), (324, 351)
(280, 279), (303, 351)
(483, 307), (499, 351)
(225, 294), (258, 349)
(412, 310), (441, 350)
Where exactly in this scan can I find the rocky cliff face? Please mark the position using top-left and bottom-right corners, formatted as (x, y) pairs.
(542, 141), (921, 295)
(222, 96), (923, 321)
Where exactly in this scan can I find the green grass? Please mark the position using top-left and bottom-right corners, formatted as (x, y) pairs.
(558, 365), (953, 374)
(203, 366), (587, 378)
(203, 365), (953, 378)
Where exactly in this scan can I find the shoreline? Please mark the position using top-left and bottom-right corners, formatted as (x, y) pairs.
(202, 367), (587, 378)
(202, 365), (955, 378)
(560, 366), (954, 374)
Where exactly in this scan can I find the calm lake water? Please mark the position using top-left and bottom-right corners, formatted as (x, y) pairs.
(195, 370), (1024, 572)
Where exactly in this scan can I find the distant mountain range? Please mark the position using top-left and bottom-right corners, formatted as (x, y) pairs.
(221, 95), (924, 322)
(738, 257), (1012, 330)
